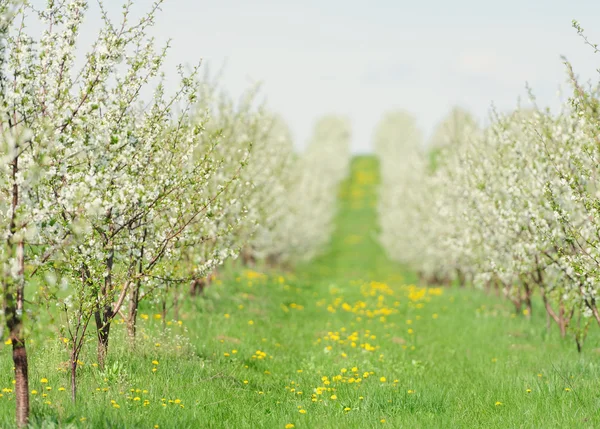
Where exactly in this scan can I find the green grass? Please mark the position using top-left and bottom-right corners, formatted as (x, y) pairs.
(2, 155), (600, 428)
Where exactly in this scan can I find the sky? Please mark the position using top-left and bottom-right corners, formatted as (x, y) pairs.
(58, 0), (600, 152)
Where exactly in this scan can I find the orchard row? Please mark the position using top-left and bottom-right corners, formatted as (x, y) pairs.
(0, 1), (350, 426)
(376, 23), (600, 353)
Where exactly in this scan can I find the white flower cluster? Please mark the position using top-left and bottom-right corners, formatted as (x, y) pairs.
(376, 36), (600, 343)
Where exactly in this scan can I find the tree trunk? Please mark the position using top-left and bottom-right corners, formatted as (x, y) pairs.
(70, 349), (77, 403)
(173, 285), (180, 322)
(542, 290), (569, 338)
(241, 247), (255, 267)
(6, 242), (29, 427)
(127, 230), (145, 343)
(161, 284), (168, 331)
(456, 269), (466, 288)
(559, 300), (567, 338)
(5, 151), (29, 427)
(512, 298), (522, 315)
(94, 310), (111, 369)
(127, 281), (140, 342)
(95, 219), (115, 369)
(190, 277), (207, 296)
(12, 337), (29, 428)
(523, 281), (532, 318)
(494, 279), (501, 297)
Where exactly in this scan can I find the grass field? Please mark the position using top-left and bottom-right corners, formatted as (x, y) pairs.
(2, 156), (600, 428)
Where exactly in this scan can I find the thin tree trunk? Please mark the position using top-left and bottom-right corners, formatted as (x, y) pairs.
(241, 247), (256, 267)
(190, 277), (206, 296)
(127, 227), (146, 343)
(494, 279), (501, 297)
(456, 269), (466, 288)
(70, 349), (77, 403)
(12, 336), (29, 428)
(5, 267), (27, 426)
(523, 281), (532, 318)
(173, 284), (180, 322)
(542, 289), (569, 338)
(512, 298), (522, 315)
(127, 282), (140, 341)
(4, 141), (29, 427)
(162, 283), (168, 331)
(95, 318), (111, 369)
(559, 299), (566, 337)
(95, 224), (114, 369)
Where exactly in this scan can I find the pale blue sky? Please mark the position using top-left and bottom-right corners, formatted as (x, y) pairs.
(65, 1), (600, 152)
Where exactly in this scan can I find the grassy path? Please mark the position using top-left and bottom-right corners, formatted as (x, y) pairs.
(304, 156), (410, 283)
(2, 156), (600, 428)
